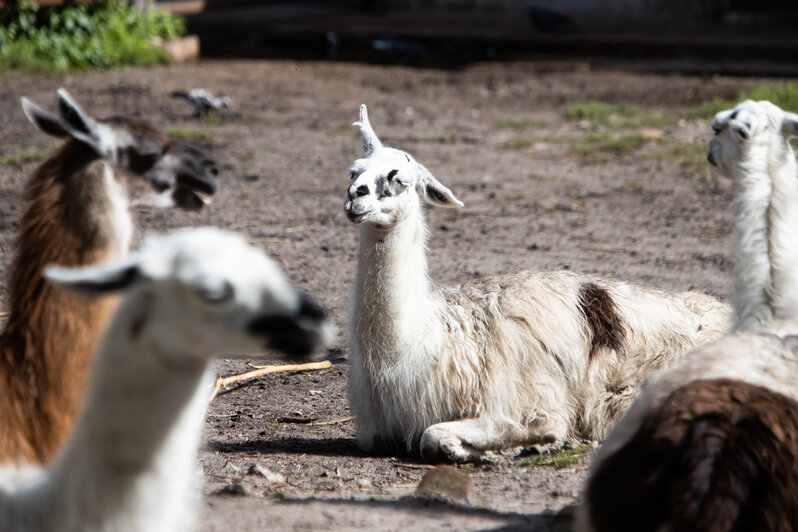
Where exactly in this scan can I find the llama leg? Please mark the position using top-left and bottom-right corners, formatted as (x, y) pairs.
(420, 417), (566, 462)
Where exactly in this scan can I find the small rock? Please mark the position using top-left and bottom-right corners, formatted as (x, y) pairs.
(223, 461), (242, 474)
(216, 481), (253, 497)
(356, 478), (372, 488)
(246, 464), (286, 485)
(415, 465), (474, 505)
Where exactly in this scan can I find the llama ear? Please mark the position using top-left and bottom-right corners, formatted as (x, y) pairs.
(416, 163), (464, 208)
(56, 89), (94, 136)
(352, 104), (383, 156)
(21, 98), (70, 138)
(783, 112), (798, 139)
(730, 118), (752, 141)
(55, 88), (109, 155)
(44, 259), (141, 298)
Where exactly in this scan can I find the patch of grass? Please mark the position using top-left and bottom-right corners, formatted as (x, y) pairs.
(567, 101), (675, 129)
(0, 150), (46, 166)
(422, 133), (455, 144)
(646, 141), (707, 168)
(168, 127), (213, 142)
(504, 137), (535, 149)
(572, 132), (652, 161)
(687, 97), (734, 120)
(520, 444), (591, 469)
(495, 118), (543, 130)
(0, 1), (184, 73)
(688, 83), (798, 118)
(567, 101), (641, 121)
(330, 121), (352, 134)
(462, 464), (478, 474)
(200, 114), (236, 125)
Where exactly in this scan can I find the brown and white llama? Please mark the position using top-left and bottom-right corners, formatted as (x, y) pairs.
(343, 104), (731, 462)
(0, 88), (218, 464)
(0, 227), (331, 532)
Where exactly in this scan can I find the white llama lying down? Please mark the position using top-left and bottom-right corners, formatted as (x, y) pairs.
(343, 104), (731, 462)
(577, 100), (798, 531)
(0, 227), (330, 532)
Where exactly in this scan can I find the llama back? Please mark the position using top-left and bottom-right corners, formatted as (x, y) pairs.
(580, 281), (731, 440)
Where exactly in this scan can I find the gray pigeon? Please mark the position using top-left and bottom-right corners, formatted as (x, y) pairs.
(170, 89), (231, 115)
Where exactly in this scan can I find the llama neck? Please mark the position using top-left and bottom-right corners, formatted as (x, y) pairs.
(730, 146), (773, 331)
(354, 205), (439, 367)
(28, 295), (209, 532)
(0, 141), (133, 463)
(765, 140), (798, 322)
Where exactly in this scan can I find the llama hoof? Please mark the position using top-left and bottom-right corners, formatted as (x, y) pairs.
(420, 429), (487, 463)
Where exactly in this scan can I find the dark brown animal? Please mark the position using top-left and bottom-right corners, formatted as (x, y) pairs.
(577, 332), (798, 532)
(0, 89), (218, 464)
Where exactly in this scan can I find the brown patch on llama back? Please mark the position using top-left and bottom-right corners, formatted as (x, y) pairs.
(578, 282), (625, 362)
(0, 143), (118, 464)
(585, 378), (798, 532)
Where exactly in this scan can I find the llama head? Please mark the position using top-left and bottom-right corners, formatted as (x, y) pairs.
(21, 88), (218, 211)
(707, 100), (798, 174)
(43, 227), (330, 362)
(343, 104), (463, 231)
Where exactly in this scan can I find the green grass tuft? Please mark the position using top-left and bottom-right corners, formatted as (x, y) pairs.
(520, 444), (591, 469)
(422, 133), (455, 144)
(168, 127), (213, 142)
(495, 118), (543, 130)
(572, 132), (652, 162)
(567, 101), (675, 129)
(503, 137), (536, 150)
(688, 83), (798, 118)
(646, 142), (708, 172)
(330, 121), (353, 134)
(0, 150), (47, 166)
(567, 101), (641, 121)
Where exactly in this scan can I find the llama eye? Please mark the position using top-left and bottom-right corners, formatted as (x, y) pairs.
(196, 281), (234, 304)
(387, 169), (399, 181)
(128, 151), (161, 174)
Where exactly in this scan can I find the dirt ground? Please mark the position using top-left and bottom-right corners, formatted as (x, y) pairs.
(0, 59), (787, 530)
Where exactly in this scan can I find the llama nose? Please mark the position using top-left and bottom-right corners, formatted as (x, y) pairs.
(203, 156), (218, 177)
(355, 184), (369, 197)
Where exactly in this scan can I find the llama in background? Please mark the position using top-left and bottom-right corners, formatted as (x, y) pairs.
(0, 89), (218, 464)
(577, 100), (798, 532)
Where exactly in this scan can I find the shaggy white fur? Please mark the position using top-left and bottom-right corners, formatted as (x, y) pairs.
(708, 100), (798, 330)
(344, 104), (731, 462)
(577, 100), (798, 532)
(0, 227), (329, 532)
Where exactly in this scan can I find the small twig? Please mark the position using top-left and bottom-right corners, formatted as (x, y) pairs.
(277, 416), (320, 424)
(208, 360), (332, 404)
(391, 463), (434, 470)
(310, 416), (354, 426)
(248, 237), (291, 244)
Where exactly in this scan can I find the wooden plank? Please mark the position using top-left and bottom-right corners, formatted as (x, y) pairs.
(0, 0), (97, 6)
(157, 0), (205, 14)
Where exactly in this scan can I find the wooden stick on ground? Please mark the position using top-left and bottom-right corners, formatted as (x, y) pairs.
(207, 360), (332, 404)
